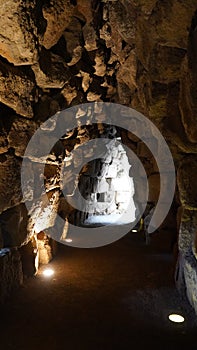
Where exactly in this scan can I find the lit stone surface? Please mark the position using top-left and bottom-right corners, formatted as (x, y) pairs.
(41, 0), (74, 49)
(0, 0), (37, 65)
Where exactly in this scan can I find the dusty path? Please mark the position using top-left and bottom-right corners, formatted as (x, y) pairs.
(1, 232), (197, 350)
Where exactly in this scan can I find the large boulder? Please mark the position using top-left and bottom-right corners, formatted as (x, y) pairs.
(0, 61), (35, 118)
(42, 0), (74, 49)
(0, 0), (38, 65)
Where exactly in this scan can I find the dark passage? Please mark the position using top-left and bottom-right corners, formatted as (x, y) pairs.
(1, 232), (197, 350)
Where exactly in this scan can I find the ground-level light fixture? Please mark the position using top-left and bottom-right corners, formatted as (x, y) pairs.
(65, 238), (73, 243)
(168, 314), (185, 323)
(42, 268), (55, 277)
(131, 229), (138, 233)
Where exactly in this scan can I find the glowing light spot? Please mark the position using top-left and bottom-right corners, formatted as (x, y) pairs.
(42, 268), (54, 277)
(168, 314), (185, 323)
(132, 229), (138, 233)
(65, 238), (73, 243)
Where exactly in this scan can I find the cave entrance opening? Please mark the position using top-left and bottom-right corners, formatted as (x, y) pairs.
(77, 138), (136, 227)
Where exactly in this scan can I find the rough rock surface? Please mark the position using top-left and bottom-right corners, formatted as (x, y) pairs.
(32, 51), (71, 89)
(0, 0), (38, 65)
(0, 154), (22, 213)
(0, 248), (23, 303)
(37, 231), (53, 265)
(0, 61), (35, 117)
(42, 0), (74, 49)
(177, 156), (197, 210)
(19, 238), (39, 277)
(0, 204), (28, 248)
(7, 116), (38, 157)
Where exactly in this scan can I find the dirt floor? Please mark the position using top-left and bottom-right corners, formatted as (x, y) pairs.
(1, 231), (197, 350)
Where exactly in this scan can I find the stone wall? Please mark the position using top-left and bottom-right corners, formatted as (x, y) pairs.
(0, 248), (23, 303)
(175, 157), (197, 313)
(0, 0), (196, 310)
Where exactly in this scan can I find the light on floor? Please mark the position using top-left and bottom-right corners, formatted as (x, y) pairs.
(168, 314), (185, 323)
(131, 229), (138, 233)
(42, 268), (54, 277)
(65, 238), (73, 243)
